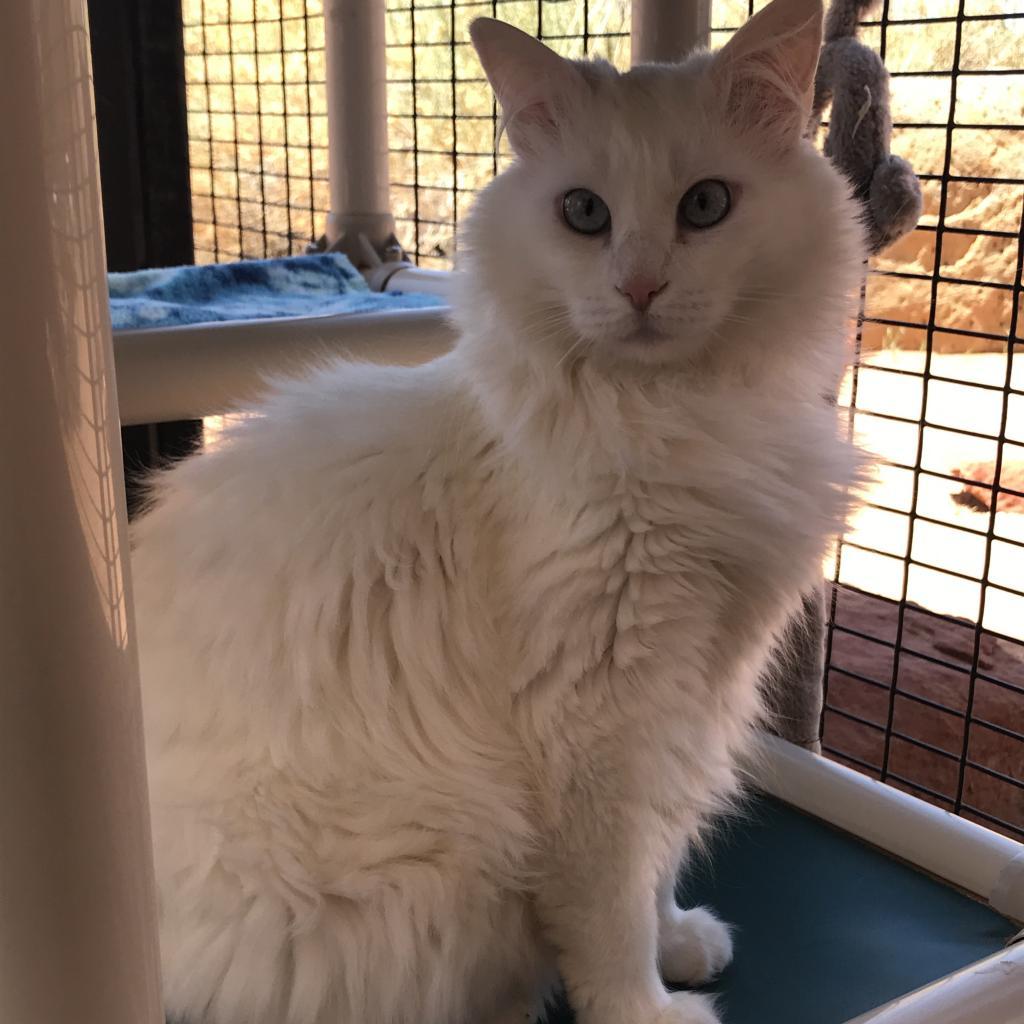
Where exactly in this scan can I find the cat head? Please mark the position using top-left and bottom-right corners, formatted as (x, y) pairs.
(457, 0), (864, 375)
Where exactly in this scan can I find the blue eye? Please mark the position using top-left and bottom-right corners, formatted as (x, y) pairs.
(678, 179), (731, 230)
(562, 189), (611, 235)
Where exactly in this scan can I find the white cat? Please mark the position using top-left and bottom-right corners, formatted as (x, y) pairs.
(132, 0), (865, 1021)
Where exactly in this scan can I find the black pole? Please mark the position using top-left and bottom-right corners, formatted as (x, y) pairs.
(88, 0), (201, 517)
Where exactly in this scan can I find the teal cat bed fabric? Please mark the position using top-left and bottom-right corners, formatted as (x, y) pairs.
(547, 797), (1016, 1023)
(163, 796), (1015, 1023)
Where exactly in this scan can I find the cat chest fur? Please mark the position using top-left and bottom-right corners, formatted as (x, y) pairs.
(503, 441), (835, 811)
(505, 399), (844, 684)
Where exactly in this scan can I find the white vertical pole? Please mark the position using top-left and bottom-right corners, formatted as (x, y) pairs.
(324, 0), (399, 263)
(631, 0), (711, 64)
(0, 0), (163, 1022)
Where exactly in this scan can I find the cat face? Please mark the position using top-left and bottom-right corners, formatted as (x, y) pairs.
(483, 63), (775, 360)
(462, 0), (862, 370)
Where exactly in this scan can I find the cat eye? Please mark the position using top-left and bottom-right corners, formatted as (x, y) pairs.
(562, 189), (611, 236)
(678, 179), (731, 230)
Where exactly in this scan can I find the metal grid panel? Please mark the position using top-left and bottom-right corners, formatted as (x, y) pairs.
(823, 0), (1024, 842)
(729, 0), (1024, 842)
(182, 0), (329, 263)
(183, 0), (629, 264)
(385, 0), (632, 267)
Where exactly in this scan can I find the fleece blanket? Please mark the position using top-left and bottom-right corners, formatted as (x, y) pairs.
(109, 253), (445, 330)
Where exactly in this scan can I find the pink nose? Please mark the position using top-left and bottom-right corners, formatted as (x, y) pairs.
(617, 276), (667, 312)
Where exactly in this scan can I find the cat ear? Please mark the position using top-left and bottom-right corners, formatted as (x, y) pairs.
(469, 18), (584, 156)
(711, 0), (823, 153)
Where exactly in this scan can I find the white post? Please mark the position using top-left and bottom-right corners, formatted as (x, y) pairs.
(324, 0), (399, 264)
(0, 0), (163, 1022)
(631, 0), (711, 64)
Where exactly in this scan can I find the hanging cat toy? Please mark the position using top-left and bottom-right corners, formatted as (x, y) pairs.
(810, 0), (923, 254)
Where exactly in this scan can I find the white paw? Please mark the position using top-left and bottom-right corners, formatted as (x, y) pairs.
(652, 990), (721, 1024)
(658, 906), (733, 986)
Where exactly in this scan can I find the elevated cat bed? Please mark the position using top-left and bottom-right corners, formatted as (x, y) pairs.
(544, 741), (1023, 1024)
(677, 798), (1017, 1024)
(107, 253), (454, 425)
(541, 797), (1019, 1024)
(108, 252), (445, 331)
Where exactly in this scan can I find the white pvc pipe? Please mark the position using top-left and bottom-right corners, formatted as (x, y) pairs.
(0, 0), (163, 1021)
(843, 940), (1024, 1024)
(369, 261), (456, 298)
(756, 734), (1024, 922)
(631, 0), (711, 64)
(114, 308), (456, 424)
(324, 0), (396, 258)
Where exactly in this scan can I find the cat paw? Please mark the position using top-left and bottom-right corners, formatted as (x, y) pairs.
(658, 906), (733, 986)
(652, 991), (721, 1024)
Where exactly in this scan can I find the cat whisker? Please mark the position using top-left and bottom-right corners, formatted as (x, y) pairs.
(735, 288), (792, 302)
(553, 334), (592, 371)
(527, 313), (574, 335)
(525, 317), (576, 345)
(519, 304), (572, 326)
(718, 313), (758, 327)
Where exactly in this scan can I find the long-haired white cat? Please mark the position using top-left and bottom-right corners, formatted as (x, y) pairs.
(133, 0), (865, 1021)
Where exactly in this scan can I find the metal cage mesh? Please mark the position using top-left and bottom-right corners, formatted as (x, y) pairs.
(808, 0), (1024, 842)
(384, 0), (631, 267)
(182, 0), (630, 264)
(182, 0), (1024, 839)
(182, 0), (329, 262)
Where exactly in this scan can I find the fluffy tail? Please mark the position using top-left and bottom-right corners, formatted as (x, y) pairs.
(824, 0), (879, 43)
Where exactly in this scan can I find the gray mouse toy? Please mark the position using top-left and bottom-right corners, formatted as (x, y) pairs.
(810, 0), (923, 254)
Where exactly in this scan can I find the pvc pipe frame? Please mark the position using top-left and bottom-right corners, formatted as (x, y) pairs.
(366, 262), (456, 298)
(760, 738), (1024, 1023)
(114, 307), (457, 425)
(0, 0), (163, 1021)
(318, 0), (712, 261)
(631, 0), (710, 64)
(756, 734), (1024, 922)
(113, 266), (458, 426)
(323, 0), (397, 259)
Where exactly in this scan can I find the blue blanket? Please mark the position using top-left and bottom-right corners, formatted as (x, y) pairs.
(109, 253), (446, 331)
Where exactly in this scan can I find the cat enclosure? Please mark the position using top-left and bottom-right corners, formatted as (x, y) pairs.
(3, 1), (1022, 1023)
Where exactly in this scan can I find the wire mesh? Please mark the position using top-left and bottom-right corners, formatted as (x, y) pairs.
(712, 1), (1024, 844)
(182, 0), (630, 264)
(799, 0), (1024, 841)
(384, 0), (631, 267)
(182, 0), (329, 263)
(181, 0), (1024, 839)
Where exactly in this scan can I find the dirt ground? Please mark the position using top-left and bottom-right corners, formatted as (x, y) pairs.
(824, 585), (1024, 839)
(825, 350), (1023, 839)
